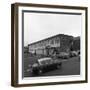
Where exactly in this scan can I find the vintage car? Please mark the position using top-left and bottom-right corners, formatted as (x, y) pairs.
(70, 51), (79, 57)
(31, 57), (62, 75)
(56, 52), (70, 59)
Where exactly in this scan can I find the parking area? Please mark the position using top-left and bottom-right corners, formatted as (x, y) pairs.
(23, 53), (80, 77)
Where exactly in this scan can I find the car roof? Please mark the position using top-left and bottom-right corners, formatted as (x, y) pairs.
(38, 57), (52, 62)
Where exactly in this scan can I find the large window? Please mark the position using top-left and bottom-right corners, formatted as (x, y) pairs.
(55, 38), (59, 44)
(51, 39), (54, 44)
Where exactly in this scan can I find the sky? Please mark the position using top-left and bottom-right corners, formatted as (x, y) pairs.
(24, 12), (82, 46)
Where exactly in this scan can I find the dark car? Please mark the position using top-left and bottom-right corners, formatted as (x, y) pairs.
(31, 57), (62, 75)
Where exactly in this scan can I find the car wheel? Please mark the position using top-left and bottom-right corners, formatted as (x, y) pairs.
(38, 69), (42, 75)
(57, 64), (61, 69)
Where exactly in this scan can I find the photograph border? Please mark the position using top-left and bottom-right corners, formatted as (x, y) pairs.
(11, 3), (88, 87)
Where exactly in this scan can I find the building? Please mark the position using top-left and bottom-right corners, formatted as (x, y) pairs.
(24, 46), (29, 53)
(28, 34), (74, 56)
(71, 36), (80, 51)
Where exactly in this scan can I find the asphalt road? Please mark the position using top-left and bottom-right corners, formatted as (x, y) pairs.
(24, 55), (80, 77)
(41, 57), (80, 76)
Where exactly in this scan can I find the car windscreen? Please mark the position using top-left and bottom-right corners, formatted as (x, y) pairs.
(39, 59), (53, 65)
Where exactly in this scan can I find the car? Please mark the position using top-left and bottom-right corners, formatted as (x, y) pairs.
(31, 57), (62, 75)
(70, 51), (78, 57)
(77, 50), (80, 55)
(56, 52), (70, 59)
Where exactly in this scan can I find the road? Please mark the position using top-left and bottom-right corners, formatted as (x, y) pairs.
(41, 57), (80, 76)
(24, 56), (80, 77)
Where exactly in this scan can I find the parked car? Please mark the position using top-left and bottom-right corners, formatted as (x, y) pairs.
(70, 51), (78, 57)
(31, 57), (62, 75)
(56, 52), (70, 59)
(77, 50), (80, 55)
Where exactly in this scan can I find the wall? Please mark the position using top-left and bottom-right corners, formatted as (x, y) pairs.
(0, 0), (89, 90)
(28, 35), (61, 55)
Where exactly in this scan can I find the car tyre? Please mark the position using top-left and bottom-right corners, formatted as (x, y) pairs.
(57, 64), (61, 69)
(38, 69), (42, 75)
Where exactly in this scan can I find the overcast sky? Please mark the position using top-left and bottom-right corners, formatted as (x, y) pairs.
(24, 12), (82, 46)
